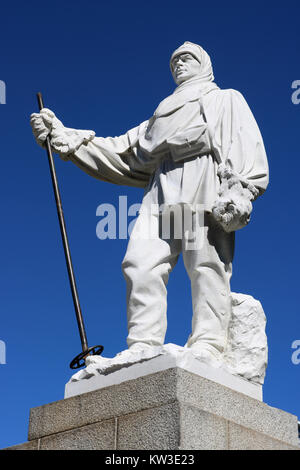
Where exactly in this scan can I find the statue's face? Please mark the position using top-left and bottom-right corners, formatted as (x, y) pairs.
(171, 53), (201, 85)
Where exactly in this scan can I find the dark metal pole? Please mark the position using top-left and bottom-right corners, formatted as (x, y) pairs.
(36, 93), (103, 368)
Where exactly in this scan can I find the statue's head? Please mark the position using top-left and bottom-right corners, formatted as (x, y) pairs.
(170, 41), (214, 85)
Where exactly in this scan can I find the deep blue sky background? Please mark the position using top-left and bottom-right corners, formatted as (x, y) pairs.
(0, 0), (299, 448)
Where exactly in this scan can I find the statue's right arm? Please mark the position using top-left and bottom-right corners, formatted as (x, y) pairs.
(30, 109), (150, 188)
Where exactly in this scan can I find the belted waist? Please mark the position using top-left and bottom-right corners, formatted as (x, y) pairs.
(140, 124), (212, 166)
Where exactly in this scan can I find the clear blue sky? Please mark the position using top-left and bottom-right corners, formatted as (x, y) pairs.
(0, 0), (299, 448)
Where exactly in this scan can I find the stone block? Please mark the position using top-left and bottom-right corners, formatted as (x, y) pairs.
(176, 369), (299, 446)
(39, 419), (115, 450)
(228, 422), (299, 450)
(179, 404), (227, 450)
(29, 368), (178, 440)
(2, 440), (39, 450)
(117, 402), (180, 450)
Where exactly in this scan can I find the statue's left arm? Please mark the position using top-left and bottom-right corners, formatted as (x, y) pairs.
(205, 88), (269, 197)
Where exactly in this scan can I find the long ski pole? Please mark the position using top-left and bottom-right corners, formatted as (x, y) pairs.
(36, 92), (103, 369)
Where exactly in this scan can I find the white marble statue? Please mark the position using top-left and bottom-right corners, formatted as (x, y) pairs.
(31, 42), (269, 380)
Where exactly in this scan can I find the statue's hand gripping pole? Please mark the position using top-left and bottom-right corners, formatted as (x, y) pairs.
(36, 93), (104, 369)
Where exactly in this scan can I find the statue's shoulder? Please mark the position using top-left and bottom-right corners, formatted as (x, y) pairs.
(212, 87), (245, 100)
(208, 88), (249, 110)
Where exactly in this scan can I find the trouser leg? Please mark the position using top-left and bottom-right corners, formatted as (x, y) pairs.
(182, 212), (234, 354)
(122, 210), (181, 348)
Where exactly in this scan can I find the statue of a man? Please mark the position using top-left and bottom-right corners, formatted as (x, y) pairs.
(31, 42), (269, 367)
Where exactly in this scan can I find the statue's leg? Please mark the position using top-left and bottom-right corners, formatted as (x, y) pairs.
(122, 210), (181, 349)
(183, 212), (235, 358)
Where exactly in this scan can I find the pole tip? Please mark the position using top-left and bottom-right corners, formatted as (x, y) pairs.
(36, 92), (44, 111)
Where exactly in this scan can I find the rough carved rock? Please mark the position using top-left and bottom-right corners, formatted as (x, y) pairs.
(224, 292), (268, 384)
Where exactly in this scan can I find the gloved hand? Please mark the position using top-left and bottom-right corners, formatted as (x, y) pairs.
(30, 108), (95, 160)
(212, 163), (259, 233)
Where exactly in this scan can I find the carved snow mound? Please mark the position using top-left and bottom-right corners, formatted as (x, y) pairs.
(70, 346), (164, 382)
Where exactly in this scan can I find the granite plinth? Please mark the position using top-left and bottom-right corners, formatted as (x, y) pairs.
(4, 367), (299, 450)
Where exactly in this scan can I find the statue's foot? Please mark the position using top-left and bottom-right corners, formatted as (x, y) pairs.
(188, 343), (223, 368)
(84, 343), (163, 371)
(85, 354), (111, 367)
(114, 343), (163, 364)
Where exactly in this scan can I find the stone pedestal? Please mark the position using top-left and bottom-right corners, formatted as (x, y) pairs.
(5, 367), (299, 450)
